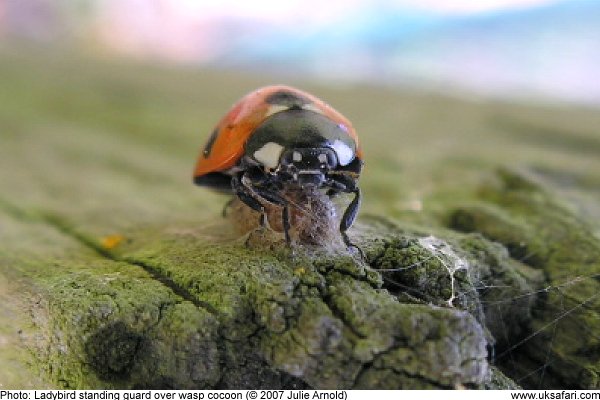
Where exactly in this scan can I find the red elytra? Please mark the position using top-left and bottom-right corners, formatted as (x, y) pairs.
(193, 85), (361, 180)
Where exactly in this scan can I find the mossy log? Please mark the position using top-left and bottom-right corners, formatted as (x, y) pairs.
(0, 48), (598, 389)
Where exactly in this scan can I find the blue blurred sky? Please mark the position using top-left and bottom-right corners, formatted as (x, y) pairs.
(2, 0), (599, 104)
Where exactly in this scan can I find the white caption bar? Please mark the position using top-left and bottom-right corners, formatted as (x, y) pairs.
(0, 390), (599, 400)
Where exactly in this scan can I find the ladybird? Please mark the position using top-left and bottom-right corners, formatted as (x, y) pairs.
(193, 85), (363, 250)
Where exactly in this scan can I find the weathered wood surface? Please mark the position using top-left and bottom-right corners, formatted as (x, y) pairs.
(0, 47), (599, 389)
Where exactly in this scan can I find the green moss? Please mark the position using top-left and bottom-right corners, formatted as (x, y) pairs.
(449, 203), (545, 267)
(453, 233), (543, 348)
(37, 265), (221, 389)
(2, 192), (523, 389)
(445, 168), (600, 388)
(487, 367), (520, 390)
(86, 220), (495, 389)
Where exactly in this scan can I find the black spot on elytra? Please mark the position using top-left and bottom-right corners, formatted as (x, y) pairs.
(265, 90), (312, 109)
(203, 127), (219, 157)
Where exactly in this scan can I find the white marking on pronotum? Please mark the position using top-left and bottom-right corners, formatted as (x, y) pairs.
(293, 151), (302, 162)
(253, 142), (284, 170)
(265, 104), (289, 118)
(330, 140), (354, 166)
(318, 154), (328, 163)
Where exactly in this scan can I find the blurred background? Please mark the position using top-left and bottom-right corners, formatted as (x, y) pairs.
(1, 0), (600, 230)
(2, 0), (600, 104)
(2, 0), (599, 224)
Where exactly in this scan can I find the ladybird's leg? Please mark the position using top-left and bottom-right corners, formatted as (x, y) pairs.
(326, 158), (363, 206)
(330, 172), (360, 229)
(231, 174), (268, 228)
(340, 188), (361, 240)
(324, 178), (347, 198)
(282, 205), (291, 246)
(340, 188), (365, 259)
(251, 186), (292, 246)
(326, 174), (364, 257)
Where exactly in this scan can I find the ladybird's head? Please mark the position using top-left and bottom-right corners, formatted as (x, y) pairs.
(245, 109), (358, 188)
(276, 147), (338, 187)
